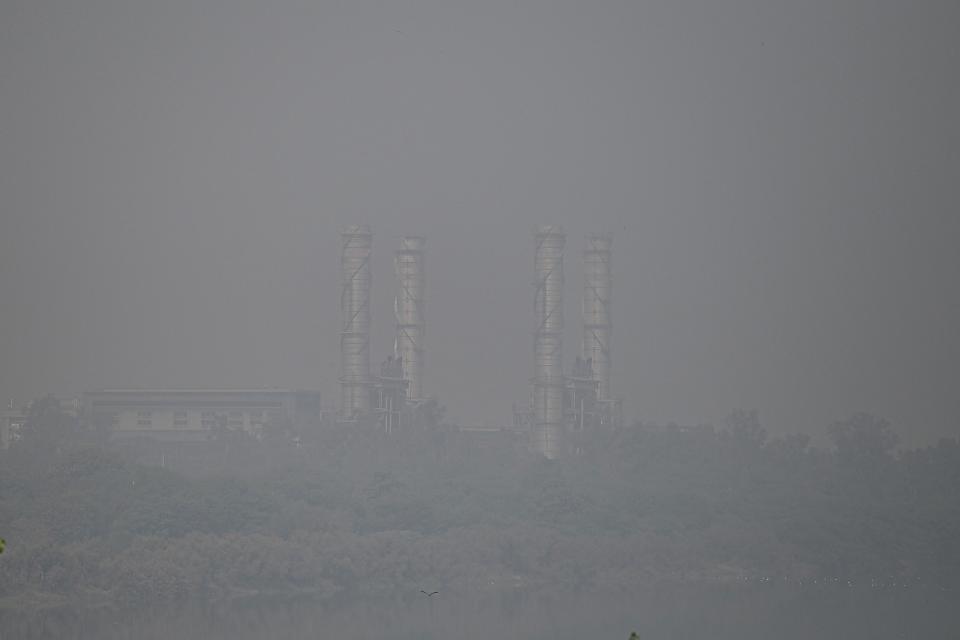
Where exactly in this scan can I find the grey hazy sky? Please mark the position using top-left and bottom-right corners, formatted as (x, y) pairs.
(2, 0), (958, 445)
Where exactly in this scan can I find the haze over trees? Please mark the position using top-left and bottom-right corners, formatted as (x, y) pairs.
(1, 398), (957, 610)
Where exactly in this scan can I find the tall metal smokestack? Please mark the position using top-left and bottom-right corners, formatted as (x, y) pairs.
(395, 236), (425, 403)
(582, 233), (613, 402)
(533, 225), (566, 458)
(340, 225), (373, 418)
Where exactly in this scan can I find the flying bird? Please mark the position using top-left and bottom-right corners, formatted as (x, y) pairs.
(420, 590), (439, 596)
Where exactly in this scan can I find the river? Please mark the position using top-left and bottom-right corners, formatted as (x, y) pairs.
(2, 582), (955, 639)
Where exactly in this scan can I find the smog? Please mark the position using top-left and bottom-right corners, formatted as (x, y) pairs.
(2, 1), (959, 638)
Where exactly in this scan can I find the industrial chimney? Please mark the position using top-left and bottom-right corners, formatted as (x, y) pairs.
(533, 225), (566, 458)
(339, 225), (373, 418)
(395, 236), (426, 403)
(582, 233), (613, 403)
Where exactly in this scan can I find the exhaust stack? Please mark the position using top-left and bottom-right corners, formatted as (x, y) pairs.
(533, 225), (566, 458)
(395, 236), (426, 403)
(339, 225), (373, 418)
(582, 233), (613, 402)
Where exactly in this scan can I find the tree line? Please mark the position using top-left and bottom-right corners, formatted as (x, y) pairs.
(1, 398), (957, 609)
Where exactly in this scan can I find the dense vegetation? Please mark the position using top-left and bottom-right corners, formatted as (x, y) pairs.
(1, 400), (958, 609)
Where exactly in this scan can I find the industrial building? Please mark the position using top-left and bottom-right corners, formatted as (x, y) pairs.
(394, 236), (426, 405)
(373, 355), (408, 435)
(582, 233), (623, 429)
(332, 223), (620, 456)
(531, 224), (568, 459)
(339, 225), (374, 420)
(1, 397), (80, 450)
(57, 224), (622, 458)
(83, 389), (321, 442)
(1, 401), (28, 450)
(338, 227), (428, 433)
(516, 226), (622, 458)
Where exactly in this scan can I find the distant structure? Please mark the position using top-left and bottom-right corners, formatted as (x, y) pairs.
(57, 226), (627, 459)
(1, 397), (80, 450)
(582, 233), (622, 426)
(394, 236), (426, 404)
(517, 230), (622, 457)
(582, 234), (612, 403)
(83, 389), (321, 442)
(339, 225), (373, 420)
(1, 401), (28, 450)
(532, 225), (567, 459)
(566, 355), (599, 450)
(374, 355), (408, 434)
(336, 228), (427, 429)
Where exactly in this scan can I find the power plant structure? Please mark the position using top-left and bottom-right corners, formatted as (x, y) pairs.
(339, 225), (374, 420)
(72, 225), (623, 458)
(374, 354), (407, 435)
(582, 233), (621, 425)
(516, 226), (622, 458)
(394, 236), (426, 405)
(531, 225), (568, 459)
(335, 223), (619, 454)
(338, 227), (426, 430)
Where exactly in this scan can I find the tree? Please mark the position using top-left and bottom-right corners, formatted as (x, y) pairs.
(724, 409), (766, 447)
(415, 398), (446, 430)
(11, 395), (79, 469)
(22, 395), (76, 446)
(828, 413), (899, 460)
